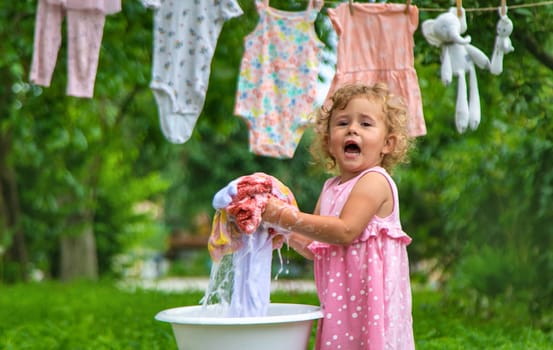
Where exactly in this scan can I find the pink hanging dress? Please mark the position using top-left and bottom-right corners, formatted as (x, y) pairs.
(326, 3), (426, 137)
(309, 167), (415, 349)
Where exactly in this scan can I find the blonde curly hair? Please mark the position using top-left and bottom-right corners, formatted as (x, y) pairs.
(310, 82), (415, 175)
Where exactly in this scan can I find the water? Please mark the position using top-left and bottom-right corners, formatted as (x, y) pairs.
(201, 227), (275, 317)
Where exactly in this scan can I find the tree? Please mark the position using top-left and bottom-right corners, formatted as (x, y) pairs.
(0, 1), (170, 281)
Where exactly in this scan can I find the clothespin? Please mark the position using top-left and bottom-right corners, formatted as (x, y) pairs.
(456, 0), (463, 17)
(500, 0), (507, 16)
(404, 0), (411, 14)
(349, 0), (354, 15)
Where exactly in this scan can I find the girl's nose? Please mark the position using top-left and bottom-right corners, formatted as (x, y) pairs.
(347, 123), (359, 135)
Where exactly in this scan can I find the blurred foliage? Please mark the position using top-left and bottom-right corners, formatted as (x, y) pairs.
(404, 0), (553, 329)
(0, 0), (552, 330)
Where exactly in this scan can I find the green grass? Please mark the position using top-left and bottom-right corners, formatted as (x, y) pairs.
(0, 281), (551, 349)
(412, 290), (552, 349)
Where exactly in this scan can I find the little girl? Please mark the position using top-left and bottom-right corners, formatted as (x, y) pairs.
(262, 83), (416, 349)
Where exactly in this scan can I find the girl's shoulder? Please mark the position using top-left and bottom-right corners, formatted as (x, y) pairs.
(351, 166), (394, 186)
(363, 166), (391, 179)
(360, 166), (396, 189)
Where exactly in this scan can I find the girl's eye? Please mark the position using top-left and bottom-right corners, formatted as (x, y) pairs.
(361, 121), (372, 127)
(336, 120), (348, 126)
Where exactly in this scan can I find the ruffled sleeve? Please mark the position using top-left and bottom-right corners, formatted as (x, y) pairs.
(140, 0), (161, 9)
(357, 221), (412, 245)
(326, 6), (342, 36)
(218, 0), (244, 20)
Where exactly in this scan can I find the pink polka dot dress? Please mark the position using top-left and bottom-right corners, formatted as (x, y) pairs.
(309, 167), (415, 349)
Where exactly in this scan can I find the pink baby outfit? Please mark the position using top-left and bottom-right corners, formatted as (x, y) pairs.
(29, 0), (121, 98)
(234, 0), (324, 158)
(326, 3), (426, 137)
(309, 167), (414, 349)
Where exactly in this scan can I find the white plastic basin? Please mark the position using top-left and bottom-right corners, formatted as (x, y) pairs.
(155, 303), (323, 350)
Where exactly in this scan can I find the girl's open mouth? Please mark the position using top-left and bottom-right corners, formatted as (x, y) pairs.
(344, 141), (360, 155)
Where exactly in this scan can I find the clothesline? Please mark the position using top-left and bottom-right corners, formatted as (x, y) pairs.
(420, 0), (553, 12)
(309, 0), (553, 12)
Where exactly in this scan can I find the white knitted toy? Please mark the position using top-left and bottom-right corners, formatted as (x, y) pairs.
(490, 7), (514, 75)
(422, 8), (490, 133)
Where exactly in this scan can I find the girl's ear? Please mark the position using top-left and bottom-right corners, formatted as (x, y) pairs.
(325, 134), (334, 157)
(382, 134), (397, 155)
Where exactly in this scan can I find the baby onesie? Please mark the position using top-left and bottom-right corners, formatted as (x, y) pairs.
(326, 3), (426, 137)
(29, 0), (121, 98)
(234, 0), (324, 159)
(147, 0), (243, 144)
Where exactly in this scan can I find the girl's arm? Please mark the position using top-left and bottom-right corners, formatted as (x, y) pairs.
(264, 172), (393, 245)
(283, 197), (321, 260)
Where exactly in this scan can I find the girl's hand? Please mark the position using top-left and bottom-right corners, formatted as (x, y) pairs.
(262, 197), (284, 224)
(271, 234), (285, 249)
(287, 232), (314, 260)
